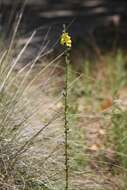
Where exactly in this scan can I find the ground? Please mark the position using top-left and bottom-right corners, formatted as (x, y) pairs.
(14, 49), (127, 190)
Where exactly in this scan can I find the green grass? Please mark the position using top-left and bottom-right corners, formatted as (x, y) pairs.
(65, 50), (127, 189)
(1, 24), (127, 190)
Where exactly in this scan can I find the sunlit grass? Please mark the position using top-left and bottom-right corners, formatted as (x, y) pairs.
(1, 12), (127, 189)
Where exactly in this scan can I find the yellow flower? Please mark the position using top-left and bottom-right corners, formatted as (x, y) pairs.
(60, 32), (72, 48)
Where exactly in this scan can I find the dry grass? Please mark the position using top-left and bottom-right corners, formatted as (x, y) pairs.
(1, 8), (127, 189)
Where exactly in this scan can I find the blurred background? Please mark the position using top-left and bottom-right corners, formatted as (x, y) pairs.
(0, 0), (127, 53)
(1, 2), (127, 189)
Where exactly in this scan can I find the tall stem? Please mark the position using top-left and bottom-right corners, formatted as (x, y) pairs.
(64, 49), (70, 190)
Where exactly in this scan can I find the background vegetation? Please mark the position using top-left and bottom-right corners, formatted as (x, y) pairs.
(1, 1), (127, 189)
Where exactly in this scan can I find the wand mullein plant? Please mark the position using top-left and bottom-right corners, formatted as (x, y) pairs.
(60, 25), (72, 190)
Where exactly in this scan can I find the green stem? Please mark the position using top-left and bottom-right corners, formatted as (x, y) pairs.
(64, 48), (70, 190)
